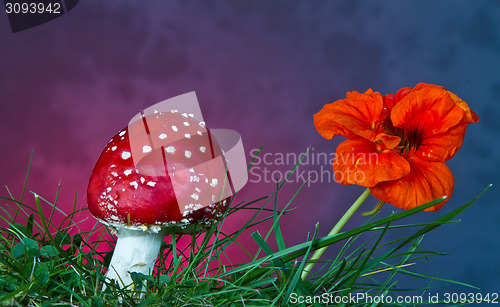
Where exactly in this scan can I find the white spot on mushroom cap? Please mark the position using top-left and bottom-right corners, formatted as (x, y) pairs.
(106, 187), (112, 192)
(210, 179), (218, 187)
(190, 193), (199, 200)
(109, 215), (120, 221)
(159, 133), (167, 139)
(199, 121), (206, 128)
(111, 172), (118, 177)
(185, 134), (191, 139)
(130, 181), (138, 189)
(147, 181), (156, 187)
(111, 146), (117, 151)
(143, 145), (152, 153)
(200, 146), (206, 153)
(119, 131), (126, 136)
(165, 146), (176, 154)
(140, 177), (145, 184)
(150, 225), (161, 232)
(183, 121), (190, 126)
(172, 125), (178, 132)
(124, 169), (133, 176)
(185, 150), (192, 158)
(197, 131), (202, 135)
(121, 151), (131, 160)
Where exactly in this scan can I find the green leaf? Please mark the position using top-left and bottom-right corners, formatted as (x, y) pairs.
(35, 262), (49, 287)
(11, 242), (25, 258)
(158, 275), (171, 284)
(273, 183), (286, 252)
(27, 214), (34, 236)
(72, 233), (83, 247)
(130, 271), (154, 282)
(0, 280), (32, 303)
(23, 237), (39, 250)
(193, 281), (210, 295)
(285, 225), (319, 303)
(345, 223), (390, 290)
(89, 297), (104, 307)
(40, 245), (59, 257)
(137, 293), (157, 307)
(54, 231), (71, 246)
(9, 223), (29, 237)
(11, 237), (39, 258)
(251, 231), (311, 297)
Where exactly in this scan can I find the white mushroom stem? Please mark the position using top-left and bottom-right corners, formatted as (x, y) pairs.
(105, 227), (167, 289)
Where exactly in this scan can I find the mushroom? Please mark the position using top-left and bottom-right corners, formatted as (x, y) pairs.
(87, 109), (235, 291)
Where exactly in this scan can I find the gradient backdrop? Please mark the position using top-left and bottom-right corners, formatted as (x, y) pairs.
(1, 0), (499, 298)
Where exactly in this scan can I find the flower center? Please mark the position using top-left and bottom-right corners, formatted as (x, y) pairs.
(380, 118), (423, 156)
(393, 127), (423, 155)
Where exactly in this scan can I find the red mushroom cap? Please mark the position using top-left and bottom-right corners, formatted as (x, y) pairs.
(87, 110), (232, 233)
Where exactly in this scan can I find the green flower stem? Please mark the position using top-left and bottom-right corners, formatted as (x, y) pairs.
(301, 188), (371, 280)
(362, 200), (385, 216)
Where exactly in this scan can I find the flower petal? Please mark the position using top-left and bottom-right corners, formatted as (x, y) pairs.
(412, 82), (445, 92)
(370, 157), (454, 211)
(447, 91), (480, 124)
(393, 86), (415, 102)
(332, 139), (410, 187)
(416, 117), (467, 162)
(391, 86), (468, 162)
(391, 86), (464, 133)
(314, 89), (384, 141)
(394, 83), (479, 125)
(374, 133), (401, 150)
(314, 103), (363, 140)
(383, 83), (443, 114)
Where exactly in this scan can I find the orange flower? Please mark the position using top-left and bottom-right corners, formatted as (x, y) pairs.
(314, 83), (479, 211)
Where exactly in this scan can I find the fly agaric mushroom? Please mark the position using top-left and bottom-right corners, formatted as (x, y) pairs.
(87, 110), (234, 290)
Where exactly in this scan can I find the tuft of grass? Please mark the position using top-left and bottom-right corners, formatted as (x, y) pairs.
(0, 151), (493, 306)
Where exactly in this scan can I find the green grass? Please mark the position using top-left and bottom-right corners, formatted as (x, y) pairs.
(0, 152), (493, 306)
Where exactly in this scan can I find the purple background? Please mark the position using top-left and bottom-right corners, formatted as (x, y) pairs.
(1, 0), (499, 296)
